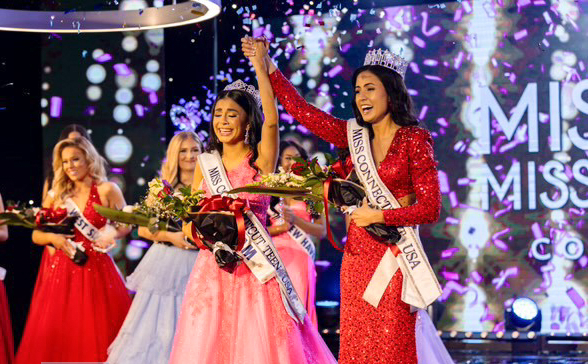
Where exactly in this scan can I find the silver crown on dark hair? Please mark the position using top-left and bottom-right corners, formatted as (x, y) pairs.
(223, 80), (262, 108)
(363, 48), (409, 79)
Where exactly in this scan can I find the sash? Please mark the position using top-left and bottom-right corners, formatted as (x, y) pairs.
(198, 151), (307, 323)
(267, 207), (316, 260)
(347, 119), (442, 309)
(63, 198), (103, 243)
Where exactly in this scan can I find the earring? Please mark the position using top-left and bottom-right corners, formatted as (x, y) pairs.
(244, 127), (250, 145)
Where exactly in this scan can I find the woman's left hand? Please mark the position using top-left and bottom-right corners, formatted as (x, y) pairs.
(350, 198), (385, 227)
(93, 224), (117, 253)
(283, 206), (296, 224)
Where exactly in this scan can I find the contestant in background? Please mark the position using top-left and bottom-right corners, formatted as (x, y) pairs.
(107, 131), (202, 364)
(42, 124), (93, 202)
(245, 38), (452, 363)
(169, 39), (336, 364)
(16, 137), (131, 364)
(267, 140), (325, 327)
(0, 192), (14, 364)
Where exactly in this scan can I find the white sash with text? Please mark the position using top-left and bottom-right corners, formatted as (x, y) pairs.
(347, 119), (442, 309)
(198, 151), (307, 323)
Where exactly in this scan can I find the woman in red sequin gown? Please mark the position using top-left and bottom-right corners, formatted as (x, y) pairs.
(243, 39), (442, 364)
(16, 137), (131, 364)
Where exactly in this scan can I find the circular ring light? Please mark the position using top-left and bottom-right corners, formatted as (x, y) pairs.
(0, 0), (221, 33)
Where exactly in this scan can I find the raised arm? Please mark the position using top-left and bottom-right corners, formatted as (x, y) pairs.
(268, 66), (348, 148)
(242, 37), (348, 148)
(247, 37), (279, 175)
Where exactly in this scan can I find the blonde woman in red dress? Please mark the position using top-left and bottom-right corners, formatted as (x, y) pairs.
(16, 137), (131, 363)
(0, 192), (13, 364)
(244, 38), (452, 364)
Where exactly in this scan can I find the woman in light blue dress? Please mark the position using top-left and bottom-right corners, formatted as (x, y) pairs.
(107, 131), (202, 364)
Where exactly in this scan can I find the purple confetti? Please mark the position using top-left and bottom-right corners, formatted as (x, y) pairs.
(438, 170), (450, 194)
(579, 256), (588, 268)
(424, 75), (442, 82)
(113, 63), (131, 76)
(50, 96), (62, 118)
(567, 287), (586, 309)
(96, 53), (113, 63)
(149, 92), (158, 105)
(130, 239), (149, 249)
(454, 51), (464, 69)
(409, 62), (420, 74)
(441, 271), (460, 281)
(412, 35), (426, 48)
(418, 105), (429, 120)
(471, 271), (483, 284)
(134, 104), (144, 117)
(328, 64), (343, 78)
(445, 217), (460, 225)
(449, 191), (458, 208)
(514, 29), (528, 41)
(493, 239), (508, 251)
(440, 281), (468, 302)
(441, 247), (460, 259)
(421, 12), (441, 37)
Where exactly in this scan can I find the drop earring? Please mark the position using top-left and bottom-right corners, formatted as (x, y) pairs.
(244, 127), (250, 145)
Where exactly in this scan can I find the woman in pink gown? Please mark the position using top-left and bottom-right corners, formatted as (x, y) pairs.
(169, 40), (336, 364)
(16, 137), (131, 363)
(268, 141), (326, 328)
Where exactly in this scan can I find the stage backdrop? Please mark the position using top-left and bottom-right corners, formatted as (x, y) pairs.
(40, 0), (167, 274)
(212, 0), (586, 333)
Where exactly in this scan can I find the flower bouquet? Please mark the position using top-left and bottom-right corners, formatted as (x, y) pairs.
(94, 178), (205, 237)
(0, 202), (88, 265)
(229, 156), (401, 250)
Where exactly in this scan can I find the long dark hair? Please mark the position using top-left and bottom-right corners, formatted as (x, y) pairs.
(351, 65), (418, 139)
(269, 140), (319, 221)
(45, 124), (93, 189)
(206, 89), (263, 173)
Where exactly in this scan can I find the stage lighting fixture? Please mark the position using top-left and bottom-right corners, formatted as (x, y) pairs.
(0, 0), (221, 33)
(316, 301), (340, 330)
(505, 297), (542, 332)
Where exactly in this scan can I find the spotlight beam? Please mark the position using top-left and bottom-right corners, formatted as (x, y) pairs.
(0, 0), (221, 33)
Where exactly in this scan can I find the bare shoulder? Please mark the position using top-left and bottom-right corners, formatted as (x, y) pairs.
(96, 181), (123, 197)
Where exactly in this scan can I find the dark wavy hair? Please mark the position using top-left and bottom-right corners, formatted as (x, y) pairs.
(351, 65), (418, 139)
(207, 89), (263, 173)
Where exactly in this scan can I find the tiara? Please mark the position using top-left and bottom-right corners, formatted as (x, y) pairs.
(223, 80), (262, 108)
(363, 48), (409, 79)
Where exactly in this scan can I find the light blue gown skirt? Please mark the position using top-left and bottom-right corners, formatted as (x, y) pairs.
(107, 243), (198, 364)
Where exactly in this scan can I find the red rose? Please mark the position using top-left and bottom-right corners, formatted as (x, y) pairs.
(291, 162), (307, 176)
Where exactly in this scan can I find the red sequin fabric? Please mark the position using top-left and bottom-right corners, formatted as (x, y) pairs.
(270, 69), (441, 364)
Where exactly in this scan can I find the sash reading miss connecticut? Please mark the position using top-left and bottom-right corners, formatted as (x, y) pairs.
(198, 151), (307, 323)
(267, 207), (316, 260)
(63, 198), (104, 244)
(347, 119), (442, 310)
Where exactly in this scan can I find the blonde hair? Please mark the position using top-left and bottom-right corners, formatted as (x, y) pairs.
(161, 131), (203, 187)
(51, 137), (107, 206)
